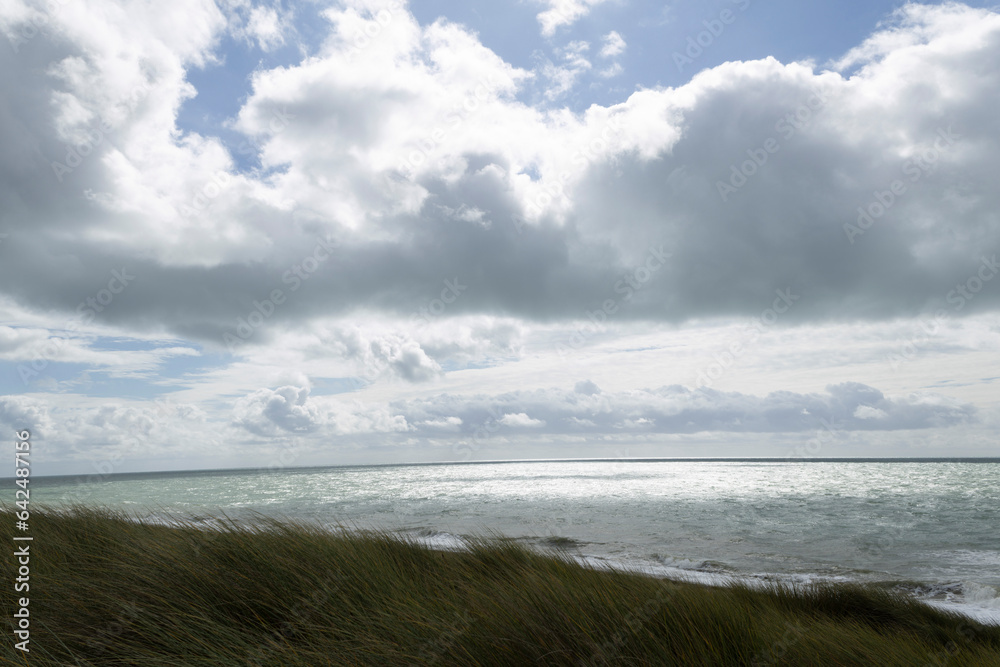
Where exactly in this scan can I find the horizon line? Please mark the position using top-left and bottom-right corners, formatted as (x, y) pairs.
(7, 456), (1000, 483)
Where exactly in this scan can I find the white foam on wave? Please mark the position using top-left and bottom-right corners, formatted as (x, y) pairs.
(916, 581), (1000, 626)
(401, 528), (468, 552)
(567, 551), (1000, 626)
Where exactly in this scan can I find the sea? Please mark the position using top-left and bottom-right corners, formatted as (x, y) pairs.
(19, 458), (1000, 625)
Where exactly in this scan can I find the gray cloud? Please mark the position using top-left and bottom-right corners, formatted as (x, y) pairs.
(0, 3), (998, 355)
(225, 380), (975, 439)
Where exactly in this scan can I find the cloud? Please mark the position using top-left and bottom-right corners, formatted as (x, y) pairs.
(854, 405), (888, 420)
(233, 385), (322, 435)
(0, 379), (979, 472)
(407, 382), (976, 436)
(245, 6), (291, 51)
(597, 31), (625, 77)
(222, 379), (975, 442)
(232, 384), (411, 437)
(536, 0), (614, 37)
(1, 1), (999, 472)
(599, 31), (626, 58)
(540, 40), (592, 99)
(421, 416), (462, 431)
(369, 336), (442, 383)
(498, 412), (546, 428)
(597, 62), (623, 78)
(2, 2), (998, 349)
(378, 381), (975, 439)
(218, 1), (297, 52)
(0, 396), (54, 439)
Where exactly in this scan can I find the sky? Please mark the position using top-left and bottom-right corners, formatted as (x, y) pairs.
(1, 0), (999, 476)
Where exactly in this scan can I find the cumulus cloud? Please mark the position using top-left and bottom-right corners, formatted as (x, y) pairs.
(232, 384), (410, 437)
(498, 412), (546, 428)
(233, 385), (322, 435)
(0, 396), (54, 439)
(0, 395), (216, 470)
(380, 381), (977, 439)
(217, 379), (981, 443)
(0, 378), (979, 473)
(421, 416), (462, 431)
(854, 405), (888, 420)
(1, 2), (998, 350)
(125, 379), (976, 444)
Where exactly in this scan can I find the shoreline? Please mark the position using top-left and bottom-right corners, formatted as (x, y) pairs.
(401, 529), (1000, 628)
(5, 506), (1000, 665)
(42, 502), (1000, 627)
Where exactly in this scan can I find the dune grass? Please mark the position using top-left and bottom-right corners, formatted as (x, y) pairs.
(2, 506), (999, 666)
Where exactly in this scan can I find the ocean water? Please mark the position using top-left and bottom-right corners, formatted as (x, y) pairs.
(20, 459), (1000, 624)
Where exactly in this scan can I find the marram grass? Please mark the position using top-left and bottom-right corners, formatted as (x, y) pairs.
(2, 506), (999, 666)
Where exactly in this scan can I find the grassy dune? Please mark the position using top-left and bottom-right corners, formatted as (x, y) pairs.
(2, 506), (999, 666)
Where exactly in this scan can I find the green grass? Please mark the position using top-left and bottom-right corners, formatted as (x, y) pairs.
(2, 506), (999, 666)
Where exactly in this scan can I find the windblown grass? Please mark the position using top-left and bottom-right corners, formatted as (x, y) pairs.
(2, 505), (998, 665)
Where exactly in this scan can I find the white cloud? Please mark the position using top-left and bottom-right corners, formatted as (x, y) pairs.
(233, 385), (323, 435)
(0, 396), (54, 439)
(599, 30), (626, 58)
(536, 0), (614, 37)
(246, 6), (288, 51)
(220, 0), (296, 52)
(540, 40), (592, 100)
(232, 384), (411, 437)
(422, 416), (463, 431)
(498, 412), (546, 428)
(854, 405), (889, 420)
(598, 62), (623, 78)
